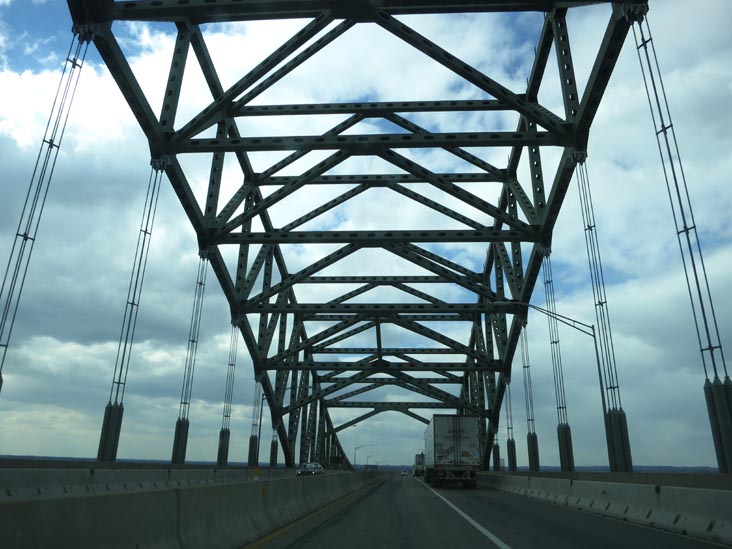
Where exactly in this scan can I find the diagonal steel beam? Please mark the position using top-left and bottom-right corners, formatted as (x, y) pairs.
(243, 243), (361, 309)
(399, 409), (430, 425)
(334, 409), (381, 433)
(390, 317), (482, 361)
(173, 14), (335, 141)
(282, 370), (373, 414)
(218, 149), (353, 232)
(265, 315), (364, 366)
(384, 113), (505, 181)
(214, 114), (363, 228)
(376, 10), (569, 135)
(385, 182), (489, 230)
(312, 321), (377, 352)
(380, 150), (534, 232)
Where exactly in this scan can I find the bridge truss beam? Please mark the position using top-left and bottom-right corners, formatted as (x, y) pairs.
(68, 0), (642, 467)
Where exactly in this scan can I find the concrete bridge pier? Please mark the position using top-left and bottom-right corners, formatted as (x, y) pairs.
(506, 438), (517, 472)
(269, 439), (278, 467)
(217, 428), (230, 466)
(247, 434), (259, 467)
(527, 432), (540, 472)
(705, 376), (732, 472)
(557, 423), (574, 472)
(171, 418), (190, 465)
(605, 408), (632, 472)
(97, 402), (123, 462)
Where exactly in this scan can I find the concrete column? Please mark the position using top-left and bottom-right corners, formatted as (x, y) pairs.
(527, 432), (540, 472)
(97, 402), (124, 462)
(248, 434), (259, 467)
(172, 418), (190, 465)
(269, 439), (278, 467)
(217, 428), (230, 466)
(557, 423), (574, 472)
(507, 438), (517, 472)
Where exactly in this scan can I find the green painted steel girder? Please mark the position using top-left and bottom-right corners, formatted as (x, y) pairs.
(66, 0), (640, 466)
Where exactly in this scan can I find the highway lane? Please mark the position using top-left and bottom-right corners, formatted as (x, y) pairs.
(247, 474), (723, 549)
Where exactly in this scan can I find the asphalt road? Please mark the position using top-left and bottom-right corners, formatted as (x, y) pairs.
(246, 474), (724, 549)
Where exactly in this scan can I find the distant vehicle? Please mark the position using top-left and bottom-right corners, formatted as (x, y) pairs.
(413, 452), (425, 476)
(400, 470), (409, 477)
(424, 415), (480, 489)
(364, 464), (378, 471)
(296, 462), (324, 476)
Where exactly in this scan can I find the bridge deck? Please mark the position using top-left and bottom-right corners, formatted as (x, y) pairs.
(256, 474), (719, 548)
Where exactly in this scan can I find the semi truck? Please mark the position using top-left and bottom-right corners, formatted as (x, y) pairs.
(424, 415), (481, 488)
(413, 452), (425, 476)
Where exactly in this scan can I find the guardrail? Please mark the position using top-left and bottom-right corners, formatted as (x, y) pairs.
(481, 472), (732, 545)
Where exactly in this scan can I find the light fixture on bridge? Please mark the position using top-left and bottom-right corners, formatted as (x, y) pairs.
(353, 444), (371, 471)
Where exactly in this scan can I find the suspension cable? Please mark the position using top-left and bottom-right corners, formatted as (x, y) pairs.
(177, 256), (208, 420)
(520, 327), (536, 434)
(251, 380), (263, 438)
(221, 324), (239, 431)
(111, 165), (164, 404)
(542, 255), (569, 425)
(633, 20), (727, 381)
(505, 379), (514, 440)
(0, 34), (89, 394)
(576, 161), (623, 410)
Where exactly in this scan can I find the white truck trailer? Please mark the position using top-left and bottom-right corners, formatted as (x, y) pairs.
(424, 415), (481, 488)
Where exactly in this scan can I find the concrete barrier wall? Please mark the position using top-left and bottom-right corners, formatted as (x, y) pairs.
(0, 466), (293, 500)
(0, 471), (386, 548)
(481, 473), (732, 545)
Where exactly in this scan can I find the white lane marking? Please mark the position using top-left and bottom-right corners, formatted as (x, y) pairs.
(421, 481), (512, 549)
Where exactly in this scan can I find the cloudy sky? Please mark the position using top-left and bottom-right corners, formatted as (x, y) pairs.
(0, 0), (730, 469)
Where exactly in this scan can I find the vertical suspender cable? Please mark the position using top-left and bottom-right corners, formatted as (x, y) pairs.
(520, 326), (540, 471)
(542, 254), (574, 471)
(171, 255), (208, 464)
(113, 168), (164, 404)
(543, 256), (569, 426)
(577, 164), (620, 409)
(97, 164), (164, 462)
(505, 380), (517, 471)
(248, 380), (263, 466)
(0, 34), (88, 395)
(218, 323), (239, 466)
(576, 161), (632, 472)
(634, 18), (731, 472)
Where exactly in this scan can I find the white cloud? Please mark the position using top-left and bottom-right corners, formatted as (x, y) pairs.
(0, 1), (730, 469)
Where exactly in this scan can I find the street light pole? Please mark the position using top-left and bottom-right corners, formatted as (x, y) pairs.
(366, 454), (379, 467)
(353, 443), (371, 471)
(526, 303), (607, 418)
(523, 302), (629, 471)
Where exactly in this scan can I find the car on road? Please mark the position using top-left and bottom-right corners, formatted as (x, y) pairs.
(400, 470), (409, 477)
(296, 462), (325, 476)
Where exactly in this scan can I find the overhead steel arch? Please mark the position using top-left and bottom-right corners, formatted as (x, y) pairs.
(67, 0), (647, 467)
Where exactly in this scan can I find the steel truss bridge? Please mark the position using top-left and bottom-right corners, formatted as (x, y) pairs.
(3, 0), (729, 474)
(65, 0), (663, 470)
